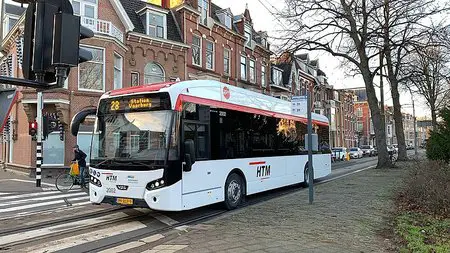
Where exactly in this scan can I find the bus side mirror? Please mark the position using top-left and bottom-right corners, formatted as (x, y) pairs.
(183, 139), (195, 172)
(70, 108), (97, 136)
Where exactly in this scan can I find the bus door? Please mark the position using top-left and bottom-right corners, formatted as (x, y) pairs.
(181, 104), (213, 194)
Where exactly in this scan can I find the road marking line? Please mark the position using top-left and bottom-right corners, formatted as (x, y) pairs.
(0, 212), (128, 246)
(149, 212), (179, 226)
(0, 189), (82, 201)
(0, 192), (15, 196)
(23, 221), (146, 253)
(0, 196), (89, 213)
(139, 234), (165, 243)
(0, 202), (91, 220)
(6, 178), (55, 187)
(0, 192), (87, 207)
(98, 241), (146, 253)
(142, 244), (188, 253)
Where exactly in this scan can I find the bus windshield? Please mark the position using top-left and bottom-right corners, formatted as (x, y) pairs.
(90, 110), (178, 168)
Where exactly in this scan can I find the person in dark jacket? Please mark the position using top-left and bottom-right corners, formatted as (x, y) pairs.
(72, 145), (87, 186)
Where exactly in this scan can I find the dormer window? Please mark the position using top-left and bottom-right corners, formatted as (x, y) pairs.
(244, 25), (252, 47)
(2, 16), (18, 38)
(225, 15), (232, 29)
(148, 12), (165, 38)
(198, 0), (208, 25)
(140, 8), (168, 39)
(217, 9), (233, 29)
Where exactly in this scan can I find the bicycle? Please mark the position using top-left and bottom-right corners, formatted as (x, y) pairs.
(389, 150), (398, 166)
(55, 166), (89, 192)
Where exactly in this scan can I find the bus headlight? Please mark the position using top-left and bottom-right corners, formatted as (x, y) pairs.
(90, 176), (102, 187)
(146, 179), (165, 190)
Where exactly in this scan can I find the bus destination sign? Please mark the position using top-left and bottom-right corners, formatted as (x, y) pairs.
(102, 93), (171, 113)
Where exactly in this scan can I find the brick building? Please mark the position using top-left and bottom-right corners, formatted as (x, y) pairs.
(0, 0), (189, 170)
(173, 1), (271, 91)
(0, 0), (271, 171)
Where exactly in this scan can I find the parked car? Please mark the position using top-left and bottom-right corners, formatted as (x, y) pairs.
(406, 145), (414, 150)
(332, 147), (348, 161)
(373, 147), (378, 156)
(349, 147), (363, 159)
(360, 145), (375, 156)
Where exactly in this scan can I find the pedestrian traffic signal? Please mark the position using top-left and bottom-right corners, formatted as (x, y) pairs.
(29, 120), (38, 138)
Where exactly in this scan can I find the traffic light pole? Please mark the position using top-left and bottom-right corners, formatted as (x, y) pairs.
(307, 90), (314, 204)
(36, 91), (43, 187)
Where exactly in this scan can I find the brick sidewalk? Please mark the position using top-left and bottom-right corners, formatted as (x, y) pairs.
(157, 166), (411, 253)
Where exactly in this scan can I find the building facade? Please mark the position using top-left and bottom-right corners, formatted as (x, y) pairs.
(0, 0), (273, 170)
(0, 0), (189, 170)
(173, 1), (271, 91)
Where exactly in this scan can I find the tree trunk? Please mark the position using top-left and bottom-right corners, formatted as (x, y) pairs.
(390, 78), (408, 161)
(362, 72), (390, 168)
(431, 107), (438, 130)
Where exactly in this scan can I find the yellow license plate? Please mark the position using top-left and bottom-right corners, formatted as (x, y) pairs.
(116, 198), (133, 205)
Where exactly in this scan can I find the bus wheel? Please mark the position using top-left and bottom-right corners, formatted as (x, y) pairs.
(224, 173), (244, 210)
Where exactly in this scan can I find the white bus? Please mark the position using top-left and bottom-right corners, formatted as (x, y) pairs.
(71, 80), (331, 211)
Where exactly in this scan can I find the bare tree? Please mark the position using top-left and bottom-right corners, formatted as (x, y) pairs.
(403, 33), (450, 129)
(280, 0), (392, 168)
(376, 0), (450, 160)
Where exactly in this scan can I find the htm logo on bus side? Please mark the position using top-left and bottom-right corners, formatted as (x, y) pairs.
(250, 161), (271, 178)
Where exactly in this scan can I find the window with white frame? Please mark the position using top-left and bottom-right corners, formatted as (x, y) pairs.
(144, 62), (165, 84)
(198, 0), (208, 25)
(272, 68), (282, 86)
(240, 55), (247, 80)
(113, 53), (123, 89)
(78, 46), (104, 91)
(249, 59), (255, 83)
(224, 48), (230, 75)
(147, 11), (165, 39)
(8, 17), (18, 32)
(192, 35), (201, 66)
(357, 107), (363, 117)
(224, 14), (232, 29)
(261, 63), (266, 87)
(244, 25), (252, 47)
(206, 40), (214, 70)
(72, 0), (97, 18)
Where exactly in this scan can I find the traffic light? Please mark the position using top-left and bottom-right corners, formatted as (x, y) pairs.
(29, 120), (38, 140)
(18, 0), (93, 87)
(59, 123), (64, 141)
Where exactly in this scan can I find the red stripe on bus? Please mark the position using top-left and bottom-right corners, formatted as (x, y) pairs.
(176, 94), (329, 126)
(249, 161), (266, 165)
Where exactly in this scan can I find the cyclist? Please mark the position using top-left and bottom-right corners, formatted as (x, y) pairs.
(72, 145), (87, 187)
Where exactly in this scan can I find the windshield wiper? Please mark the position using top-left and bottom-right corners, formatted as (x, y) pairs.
(92, 157), (117, 167)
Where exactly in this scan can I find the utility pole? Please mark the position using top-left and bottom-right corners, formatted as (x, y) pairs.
(36, 91), (43, 187)
(307, 89), (314, 204)
(380, 49), (385, 147)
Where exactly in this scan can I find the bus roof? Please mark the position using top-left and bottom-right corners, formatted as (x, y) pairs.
(103, 80), (329, 126)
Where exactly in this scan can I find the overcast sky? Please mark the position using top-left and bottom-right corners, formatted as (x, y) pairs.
(2, 0), (431, 117)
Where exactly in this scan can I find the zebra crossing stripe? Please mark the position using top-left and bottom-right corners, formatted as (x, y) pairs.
(0, 189), (82, 201)
(0, 201), (91, 221)
(0, 196), (89, 213)
(24, 221), (147, 253)
(97, 234), (165, 253)
(0, 212), (129, 246)
(0, 192), (87, 207)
